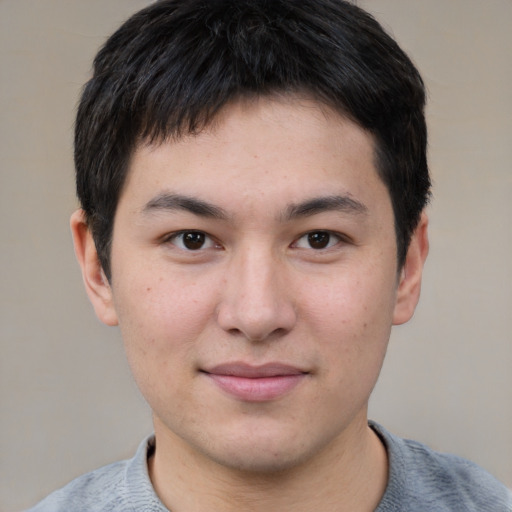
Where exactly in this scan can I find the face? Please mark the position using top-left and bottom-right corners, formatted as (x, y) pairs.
(74, 96), (427, 473)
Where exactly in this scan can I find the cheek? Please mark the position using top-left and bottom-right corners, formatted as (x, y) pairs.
(304, 270), (396, 334)
(112, 271), (219, 382)
(117, 269), (216, 334)
(301, 270), (396, 376)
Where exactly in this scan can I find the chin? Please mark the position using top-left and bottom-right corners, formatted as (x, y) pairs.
(195, 427), (328, 475)
(208, 446), (311, 475)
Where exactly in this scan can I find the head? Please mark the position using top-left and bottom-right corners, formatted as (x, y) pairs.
(71, 0), (431, 479)
(75, 0), (430, 282)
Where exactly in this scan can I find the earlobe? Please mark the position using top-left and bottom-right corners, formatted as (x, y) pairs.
(70, 210), (119, 326)
(392, 211), (429, 325)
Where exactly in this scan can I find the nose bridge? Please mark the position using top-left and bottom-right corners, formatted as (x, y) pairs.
(238, 246), (277, 310)
(217, 242), (296, 341)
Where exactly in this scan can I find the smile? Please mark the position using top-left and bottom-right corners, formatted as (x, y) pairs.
(201, 363), (308, 402)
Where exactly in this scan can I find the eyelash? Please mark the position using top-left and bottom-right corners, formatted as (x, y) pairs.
(163, 230), (221, 251)
(292, 231), (345, 250)
(163, 230), (347, 252)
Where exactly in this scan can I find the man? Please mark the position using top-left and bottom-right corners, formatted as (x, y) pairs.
(29, 0), (511, 510)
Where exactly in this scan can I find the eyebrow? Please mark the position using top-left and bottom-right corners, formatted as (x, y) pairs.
(283, 195), (368, 220)
(142, 192), (368, 222)
(142, 193), (229, 219)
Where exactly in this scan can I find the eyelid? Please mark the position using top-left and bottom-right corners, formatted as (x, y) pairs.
(162, 230), (221, 251)
(292, 230), (348, 250)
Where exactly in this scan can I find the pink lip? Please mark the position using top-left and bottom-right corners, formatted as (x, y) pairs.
(202, 363), (308, 402)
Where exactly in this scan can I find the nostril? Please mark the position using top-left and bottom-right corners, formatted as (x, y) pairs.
(231, 326), (291, 343)
(216, 266), (298, 341)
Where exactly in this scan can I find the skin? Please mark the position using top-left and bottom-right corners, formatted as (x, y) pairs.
(72, 96), (428, 511)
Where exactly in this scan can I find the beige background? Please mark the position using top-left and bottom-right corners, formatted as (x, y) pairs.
(1, 1), (510, 510)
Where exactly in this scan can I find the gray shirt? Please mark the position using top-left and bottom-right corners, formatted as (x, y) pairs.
(28, 422), (512, 511)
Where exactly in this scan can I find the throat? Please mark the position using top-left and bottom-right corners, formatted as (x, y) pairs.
(148, 421), (388, 512)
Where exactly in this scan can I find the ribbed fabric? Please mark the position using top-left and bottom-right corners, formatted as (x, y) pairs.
(371, 422), (512, 511)
(27, 436), (168, 512)
(28, 423), (512, 511)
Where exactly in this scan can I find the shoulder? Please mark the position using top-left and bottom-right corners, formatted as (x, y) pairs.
(371, 422), (512, 512)
(27, 459), (130, 512)
(27, 436), (168, 512)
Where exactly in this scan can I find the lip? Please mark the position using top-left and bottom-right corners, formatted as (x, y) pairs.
(202, 362), (308, 402)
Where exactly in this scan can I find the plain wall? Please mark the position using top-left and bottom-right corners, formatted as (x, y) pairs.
(1, 1), (510, 510)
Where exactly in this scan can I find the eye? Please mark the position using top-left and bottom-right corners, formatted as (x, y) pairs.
(166, 231), (218, 251)
(293, 230), (342, 250)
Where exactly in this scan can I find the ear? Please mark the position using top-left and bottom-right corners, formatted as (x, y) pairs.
(392, 211), (429, 325)
(70, 210), (118, 326)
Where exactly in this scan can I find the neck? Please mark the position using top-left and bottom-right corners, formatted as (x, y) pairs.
(148, 416), (388, 512)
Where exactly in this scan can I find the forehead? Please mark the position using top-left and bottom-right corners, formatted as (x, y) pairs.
(121, 96), (390, 218)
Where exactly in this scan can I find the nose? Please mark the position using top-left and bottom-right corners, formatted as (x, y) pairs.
(216, 247), (297, 342)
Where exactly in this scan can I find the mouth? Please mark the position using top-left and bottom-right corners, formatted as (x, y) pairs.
(201, 362), (309, 402)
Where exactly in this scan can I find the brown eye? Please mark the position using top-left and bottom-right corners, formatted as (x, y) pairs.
(293, 230), (341, 250)
(168, 231), (217, 251)
(182, 232), (206, 250)
(307, 231), (331, 249)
